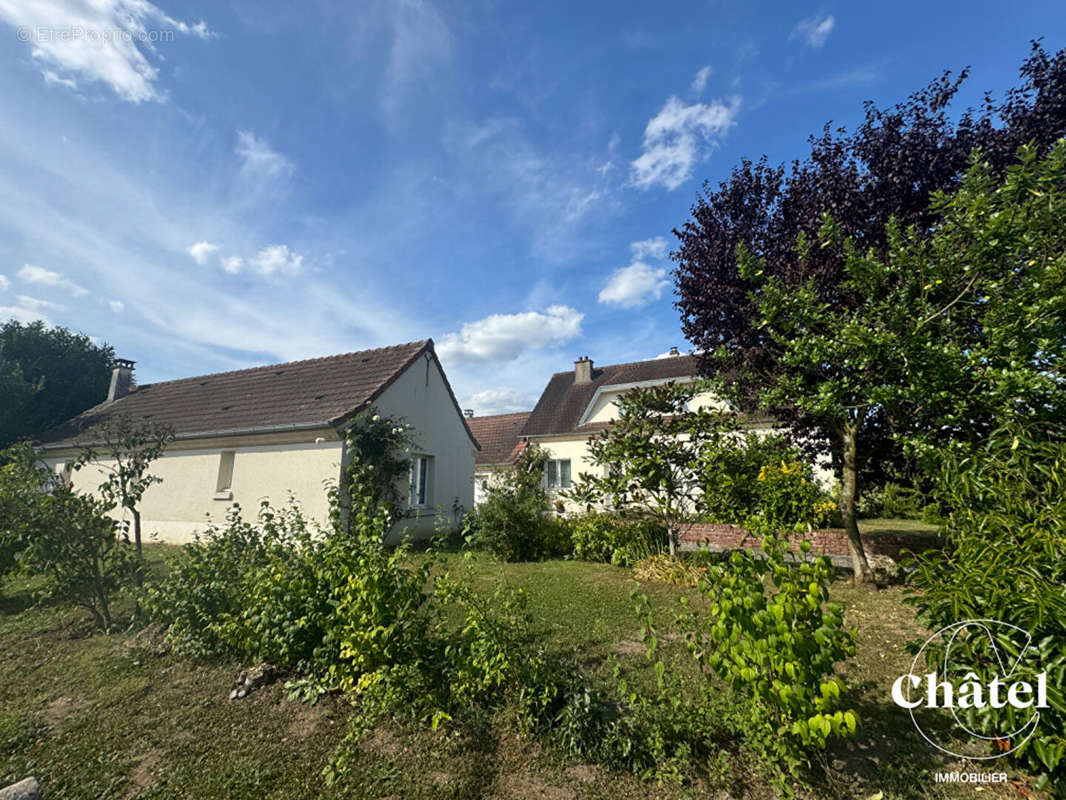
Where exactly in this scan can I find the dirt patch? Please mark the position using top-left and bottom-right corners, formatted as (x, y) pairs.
(286, 701), (330, 741)
(125, 748), (162, 799)
(363, 723), (406, 758)
(496, 773), (575, 800)
(565, 764), (599, 785)
(123, 622), (170, 656)
(612, 639), (646, 656)
(40, 695), (87, 727)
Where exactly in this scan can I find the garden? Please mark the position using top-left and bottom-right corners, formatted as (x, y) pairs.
(2, 44), (1065, 800)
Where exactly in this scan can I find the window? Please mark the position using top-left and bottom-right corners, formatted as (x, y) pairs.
(215, 451), (235, 499)
(545, 458), (571, 490)
(410, 455), (432, 508)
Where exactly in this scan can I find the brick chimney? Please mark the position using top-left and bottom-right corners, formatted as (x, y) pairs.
(574, 356), (593, 384)
(107, 358), (135, 403)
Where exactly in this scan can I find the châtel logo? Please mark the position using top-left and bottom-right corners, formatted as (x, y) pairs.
(891, 619), (1049, 760)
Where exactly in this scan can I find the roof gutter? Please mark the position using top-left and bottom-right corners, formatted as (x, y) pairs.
(36, 420), (337, 451)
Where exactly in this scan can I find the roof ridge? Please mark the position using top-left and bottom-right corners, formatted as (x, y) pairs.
(130, 340), (431, 390)
(543, 352), (696, 379)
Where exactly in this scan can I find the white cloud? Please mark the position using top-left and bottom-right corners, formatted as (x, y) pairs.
(792, 15), (835, 48)
(187, 241), (219, 264)
(0, 275), (9, 291)
(17, 264), (88, 296)
(438, 305), (584, 365)
(382, 0), (454, 121)
(467, 387), (534, 415)
(631, 95), (741, 190)
(250, 244), (303, 276)
(0, 0), (213, 103)
(0, 304), (51, 325)
(630, 236), (668, 261)
(598, 262), (669, 308)
(691, 65), (712, 94)
(109, 299), (124, 312)
(15, 294), (59, 311)
(220, 255), (243, 274)
(235, 130), (294, 180)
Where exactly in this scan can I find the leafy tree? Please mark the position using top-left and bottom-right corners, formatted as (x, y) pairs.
(906, 423), (1066, 788)
(569, 380), (735, 554)
(0, 320), (114, 447)
(731, 141), (1066, 582)
(673, 43), (1066, 508)
(74, 413), (173, 583)
(19, 489), (134, 630)
(0, 442), (133, 628)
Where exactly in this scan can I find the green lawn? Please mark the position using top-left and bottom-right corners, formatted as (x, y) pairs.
(0, 544), (1037, 799)
(858, 518), (940, 537)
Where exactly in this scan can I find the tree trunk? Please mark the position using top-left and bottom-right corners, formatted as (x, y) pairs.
(840, 422), (874, 585)
(132, 507), (143, 589)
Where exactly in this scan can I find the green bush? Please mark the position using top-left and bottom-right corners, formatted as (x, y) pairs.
(907, 426), (1066, 790)
(745, 459), (838, 534)
(643, 533), (858, 783)
(464, 445), (572, 561)
(0, 444), (43, 590)
(856, 481), (926, 519)
(143, 500), (303, 659)
(20, 489), (135, 630)
(699, 431), (799, 522)
(1, 443), (133, 628)
(568, 513), (667, 566)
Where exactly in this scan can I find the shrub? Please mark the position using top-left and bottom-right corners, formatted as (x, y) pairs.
(856, 481), (926, 519)
(906, 426), (1066, 790)
(143, 499), (330, 660)
(699, 431), (799, 522)
(465, 445), (571, 561)
(568, 513), (667, 566)
(1, 443), (133, 628)
(20, 489), (135, 630)
(0, 444), (44, 590)
(340, 408), (416, 527)
(632, 554), (710, 587)
(641, 534), (858, 784)
(745, 460), (835, 534)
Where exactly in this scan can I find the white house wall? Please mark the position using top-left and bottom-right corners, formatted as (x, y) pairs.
(583, 384), (726, 426)
(43, 429), (344, 544)
(376, 353), (476, 541)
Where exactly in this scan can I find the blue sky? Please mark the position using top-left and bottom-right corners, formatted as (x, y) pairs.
(0, 1), (1062, 414)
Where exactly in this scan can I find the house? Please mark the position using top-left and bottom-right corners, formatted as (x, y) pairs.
(37, 340), (478, 543)
(465, 411), (530, 504)
(519, 352), (738, 509)
(467, 350), (833, 511)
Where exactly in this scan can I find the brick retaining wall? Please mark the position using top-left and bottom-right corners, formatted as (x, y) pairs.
(678, 522), (941, 561)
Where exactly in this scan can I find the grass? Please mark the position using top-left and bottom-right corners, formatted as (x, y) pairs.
(858, 518), (940, 537)
(0, 543), (1041, 800)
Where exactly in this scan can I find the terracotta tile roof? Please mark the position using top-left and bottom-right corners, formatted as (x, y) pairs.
(38, 340), (478, 448)
(466, 412), (531, 466)
(521, 355), (700, 437)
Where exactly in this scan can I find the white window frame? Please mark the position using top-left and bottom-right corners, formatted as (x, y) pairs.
(545, 458), (572, 490)
(214, 451), (235, 500)
(409, 454), (432, 509)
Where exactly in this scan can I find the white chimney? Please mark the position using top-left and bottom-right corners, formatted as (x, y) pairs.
(574, 356), (593, 384)
(107, 359), (135, 403)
